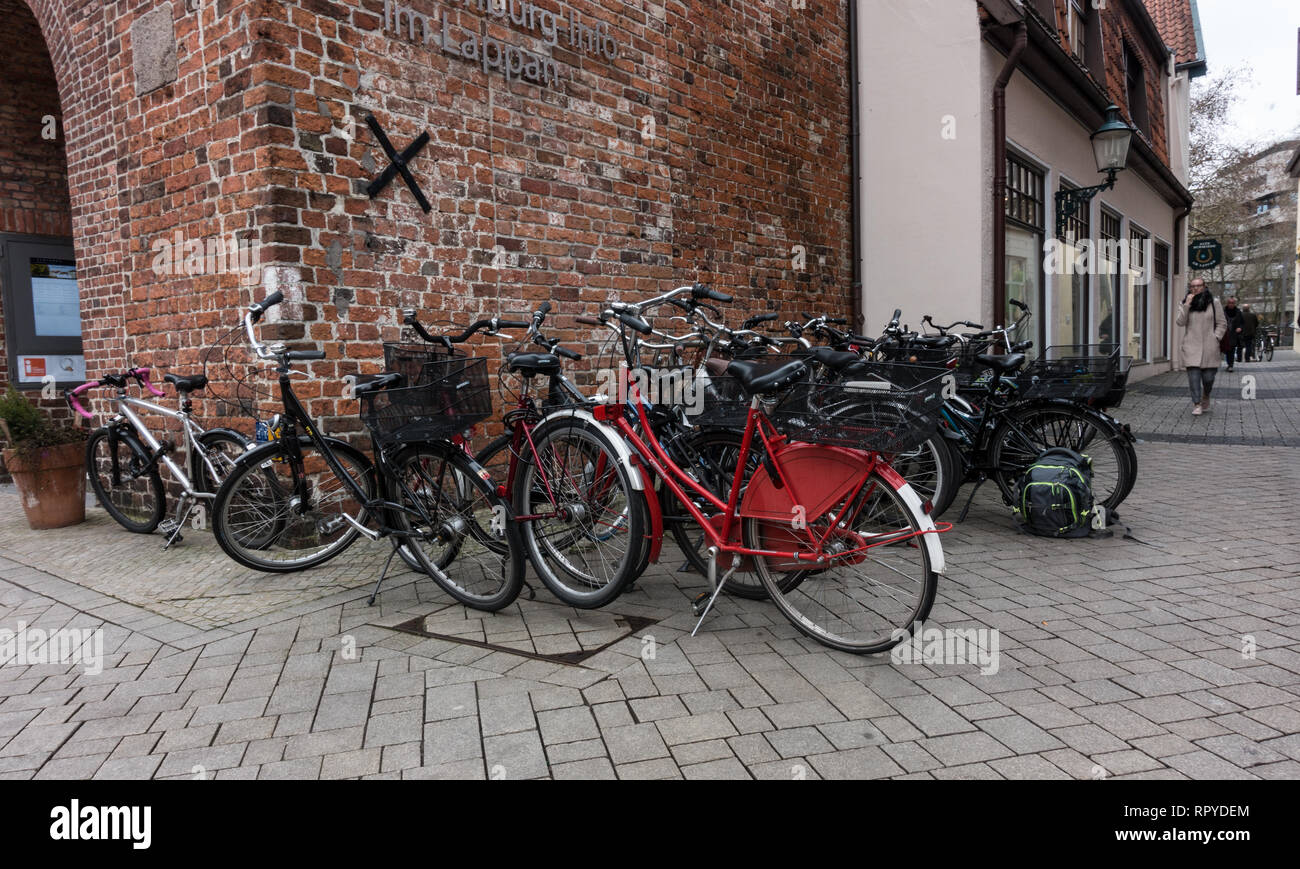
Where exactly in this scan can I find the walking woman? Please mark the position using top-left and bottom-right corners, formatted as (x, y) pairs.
(1176, 278), (1227, 416)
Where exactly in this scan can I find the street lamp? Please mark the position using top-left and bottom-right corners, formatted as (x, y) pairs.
(1054, 104), (1135, 237)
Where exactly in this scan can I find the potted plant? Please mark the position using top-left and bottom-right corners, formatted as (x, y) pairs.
(0, 387), (88, 529)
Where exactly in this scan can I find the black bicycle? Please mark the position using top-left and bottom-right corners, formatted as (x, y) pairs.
(209, 292), (526, 610)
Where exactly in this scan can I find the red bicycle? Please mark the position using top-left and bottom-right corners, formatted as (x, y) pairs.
(545, 285), (951, 654)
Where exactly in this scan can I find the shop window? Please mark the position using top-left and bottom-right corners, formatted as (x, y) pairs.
(1004, 154), (1044, 345)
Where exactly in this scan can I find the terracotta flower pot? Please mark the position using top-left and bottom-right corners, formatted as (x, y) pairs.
(2, 441), (87, 530)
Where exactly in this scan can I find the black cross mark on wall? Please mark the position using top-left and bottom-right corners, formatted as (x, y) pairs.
(364, 113), (431, 213)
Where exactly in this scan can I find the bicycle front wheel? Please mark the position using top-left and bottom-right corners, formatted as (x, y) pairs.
(86, 427), (166, 533)
(744, 465), (938, 654)
(516, 416), (647, 608)
(388, 444), (524, 611)
(212, 436), (376, 572)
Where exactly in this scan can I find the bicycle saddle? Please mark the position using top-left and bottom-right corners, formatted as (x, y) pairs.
(506, 352), (561, 377)
(974, 353), (1026, 374)
(724, 358), (809, 396)
(806, 347), (864, 373)
(163, 373), (208, 393)
(353, 372), (405, 396)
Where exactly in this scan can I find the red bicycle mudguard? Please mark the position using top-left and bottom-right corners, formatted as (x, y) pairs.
(739, 442), (873, 523)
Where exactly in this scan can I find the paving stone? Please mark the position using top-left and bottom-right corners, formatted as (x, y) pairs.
(603, 723), (670, 765)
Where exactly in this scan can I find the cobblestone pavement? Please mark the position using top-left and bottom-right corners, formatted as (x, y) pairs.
(0, 353), (1297, 780)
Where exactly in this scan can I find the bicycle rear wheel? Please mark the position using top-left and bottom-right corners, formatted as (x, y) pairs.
(388, 444), (524, 611)
(212, 436), (375, 572)
(744, 465), (938, 654)
(989, 401), (1133, 513)
(86, 427), (166, 533)
(515, 416), (647, 608)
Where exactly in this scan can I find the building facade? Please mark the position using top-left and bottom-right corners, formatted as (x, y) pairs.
(0, 0), (1208, 439)
(858, 0), (1200, 379)
(0, 0), (854, 433)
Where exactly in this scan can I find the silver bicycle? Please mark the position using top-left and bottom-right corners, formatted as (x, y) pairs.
(67, 367), (252, 548)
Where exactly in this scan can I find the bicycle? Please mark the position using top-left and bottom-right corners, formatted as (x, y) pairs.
(1255, 330), (1275, 362)
(403, 302), (653, 609)
(209, 291), (525, 610)
(549, 284), (950, 654)
(67, 367), (251, 548)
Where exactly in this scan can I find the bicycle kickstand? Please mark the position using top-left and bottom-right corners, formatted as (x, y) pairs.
(691, 546), (737, 637)
(160, 494), (196, 551)
(955, 475), (986, 524)
(367, 542), (402, 606)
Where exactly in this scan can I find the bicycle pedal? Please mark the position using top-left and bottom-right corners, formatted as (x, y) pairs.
(158, 519), (181, 536)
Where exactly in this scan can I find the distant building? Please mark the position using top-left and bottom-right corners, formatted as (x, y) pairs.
(1197, 140), (1299, 338)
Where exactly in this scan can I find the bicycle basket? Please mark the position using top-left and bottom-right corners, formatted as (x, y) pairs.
(1017, 344), (1119, 401)
(382, 342), (464, 387)
(767, 362), (947, 454)
(686, 355), (811, 428)
(360, 357), (491, 445)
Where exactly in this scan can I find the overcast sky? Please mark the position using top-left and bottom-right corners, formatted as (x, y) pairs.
(1195, 0), (1300, 147)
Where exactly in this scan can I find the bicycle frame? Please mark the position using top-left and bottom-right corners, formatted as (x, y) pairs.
(594, 386), (944, 569)
(104, 392), (223, 503)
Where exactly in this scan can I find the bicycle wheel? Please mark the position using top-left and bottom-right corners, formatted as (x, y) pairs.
(744, 465), (938, 654)
(989, 401), (1132, 513)
(1264, 339), (1274, 362)
(85, 426), (166, 533)
(515, 415), (647, 608)
(388, 443), (524, 611)
(212, 436), (376, 572)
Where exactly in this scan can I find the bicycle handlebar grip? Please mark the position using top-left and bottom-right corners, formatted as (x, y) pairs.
(617, 312), (653, 335)
(554, 346), (582, 361)
(534, 301), (552, 321)
(692, 283), (731, 303)
(890, 308), (902, 324)
(743, 313), (778, 328)
(497, 319), (531, 330)
(1009, 299), (1028, 311)
(250, 290), (284, 323)
(66, 382), (95, 420)
(135, 368), (165, 397)
(829, 317), (848, 325)
(575, 316), (603, 327)
(286, 350), (326, 361)
(966, 321), (984, 329)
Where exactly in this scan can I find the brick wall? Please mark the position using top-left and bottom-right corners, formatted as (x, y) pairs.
(5, 0), (852, 442)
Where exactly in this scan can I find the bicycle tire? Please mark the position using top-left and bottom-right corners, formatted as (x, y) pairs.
(388, 443), (525, 611)
(514, 415), (647, 608)
(745, 465), (938, 654)
(85, 426), (166, 533)
(988, 401), (1133, 513)
(211, 436), (376, 572)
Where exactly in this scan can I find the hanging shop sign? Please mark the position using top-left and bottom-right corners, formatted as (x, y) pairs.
(1188, 239), (1222, 271)
(383, 0), (619, 89)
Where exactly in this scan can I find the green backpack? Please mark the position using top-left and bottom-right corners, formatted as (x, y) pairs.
(1013, 447), (1094, 538)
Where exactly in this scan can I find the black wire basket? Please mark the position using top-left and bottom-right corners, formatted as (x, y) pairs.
(686, 354), (811, 428)
(360, 357), (491, 446)
(767, 362), (947, 453)
(383, 342), (464, 387)
(1017, 344), (1120, 401)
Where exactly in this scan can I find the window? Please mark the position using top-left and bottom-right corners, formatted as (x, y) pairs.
(1054, 180), (1089, 347)
(1005, 154), (1044, 345)
(1153, 242), (1170, 360)
(0, 236), (84, 387)
(1068, 0), (1087, 60)
(1129, 227), (1149, 360)
(1123, 43), (1149, 136)
(1256, 202), (1272, 215)
(1097, 210), (1121, 347)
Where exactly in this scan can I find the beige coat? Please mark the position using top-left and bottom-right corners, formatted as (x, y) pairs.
(1176, 294), (1227, 368)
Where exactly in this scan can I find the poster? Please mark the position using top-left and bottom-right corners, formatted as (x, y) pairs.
(17, 354), (85, 383)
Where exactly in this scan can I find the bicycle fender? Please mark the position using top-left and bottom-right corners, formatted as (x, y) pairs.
(872, 462), (945, 576)
(633, 456), (664, 564)
(198, 427), (250, 447)
(739, 443), (870, 525)
(539, 408), (645, 491)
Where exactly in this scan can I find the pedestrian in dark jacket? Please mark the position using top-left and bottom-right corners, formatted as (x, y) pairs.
(1240, 304), (1259, 362)
(1222, 296), (1244, 371)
